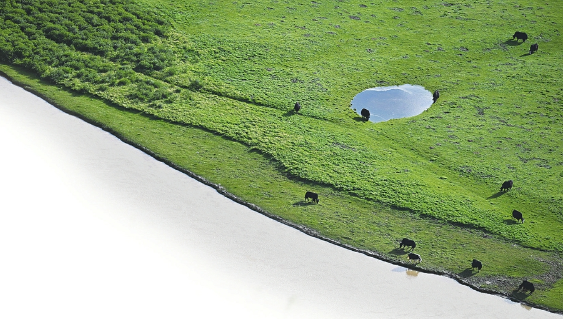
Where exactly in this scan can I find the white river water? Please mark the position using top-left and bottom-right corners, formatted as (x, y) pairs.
(0, 76), (560, 318)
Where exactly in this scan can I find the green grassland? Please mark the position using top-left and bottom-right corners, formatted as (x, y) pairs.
(1, 0), (562, 311)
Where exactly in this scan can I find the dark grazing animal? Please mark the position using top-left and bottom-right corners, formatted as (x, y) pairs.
(517, 280), (535, 293)
(361, 108), (370, 121)
(500, 180), (513, 192)
(433, 90), (440, 103)
(294, 102), (301, 113)
(408, 253), (422, 263)
(304, 191), (319, 203)
(529, 43), (538, 54)
(472, 259), (483, 271)
(400, 238), (416, 250)
(513, 31), (528, 42)
(512, 210), (524, 223)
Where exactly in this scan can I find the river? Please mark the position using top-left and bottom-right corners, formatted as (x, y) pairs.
(0, 76), (559, 318)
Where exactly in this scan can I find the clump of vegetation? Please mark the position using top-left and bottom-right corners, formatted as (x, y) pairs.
(0, 0), (173, 93)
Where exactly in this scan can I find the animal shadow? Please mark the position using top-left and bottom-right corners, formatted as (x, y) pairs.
(487, 191), (505, 199)
(520, 53), (532, 57)
(353, 116), (366, 122)
(292, 200), (317, 207)
(503, 219), (518, 225)
(283, 110), (297, 117)
(504, 39), (523, 46)
(510, 289), (531, 300)
(389, 248), (408, 256)
(458, 268), (477, 278)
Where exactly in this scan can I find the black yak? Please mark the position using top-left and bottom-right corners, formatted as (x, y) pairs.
(512, 210), (524, 223)
(433, 90), (440, 103)
(517, 280), (535, 293)
(400, 238), (416, 250)
(408, 253), (422, 263)
(294, 102), (301, 113)
(529, 43), (538, 54)
(500, 180), (513, 192)
(305, 191), (319, 203)
(472, 259), (483, 272)
(361, 108), (370, 121)
(513, 31), (528, 42)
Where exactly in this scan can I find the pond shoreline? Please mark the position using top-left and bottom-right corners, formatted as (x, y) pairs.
(1, 69), (560, 315)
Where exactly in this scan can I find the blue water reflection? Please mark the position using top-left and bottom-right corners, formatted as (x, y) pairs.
(351, 84), (434, 122)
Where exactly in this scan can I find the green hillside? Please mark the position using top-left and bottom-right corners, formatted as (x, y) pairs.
(1, 0), (562, 311)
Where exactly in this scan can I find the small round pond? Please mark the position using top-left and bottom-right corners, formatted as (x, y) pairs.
(351, 84), (434, 122)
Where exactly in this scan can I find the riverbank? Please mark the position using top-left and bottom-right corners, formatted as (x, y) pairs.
(2, 65), (562, 314)
(3, 70), (562, 319)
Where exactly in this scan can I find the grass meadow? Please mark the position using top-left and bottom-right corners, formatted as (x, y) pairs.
(1, 0), (562, 311)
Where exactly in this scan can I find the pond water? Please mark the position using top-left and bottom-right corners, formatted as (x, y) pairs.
(351, 84), (434, 122)
(0, 76), (560, 318)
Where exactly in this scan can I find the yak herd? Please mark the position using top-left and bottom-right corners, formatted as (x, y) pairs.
(395, 178), (532, 294)
(294, 31), (538, 295)
(512, 31), (539, 54)
(303, 178), (532, 294)
(292, 32), (538, 120)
